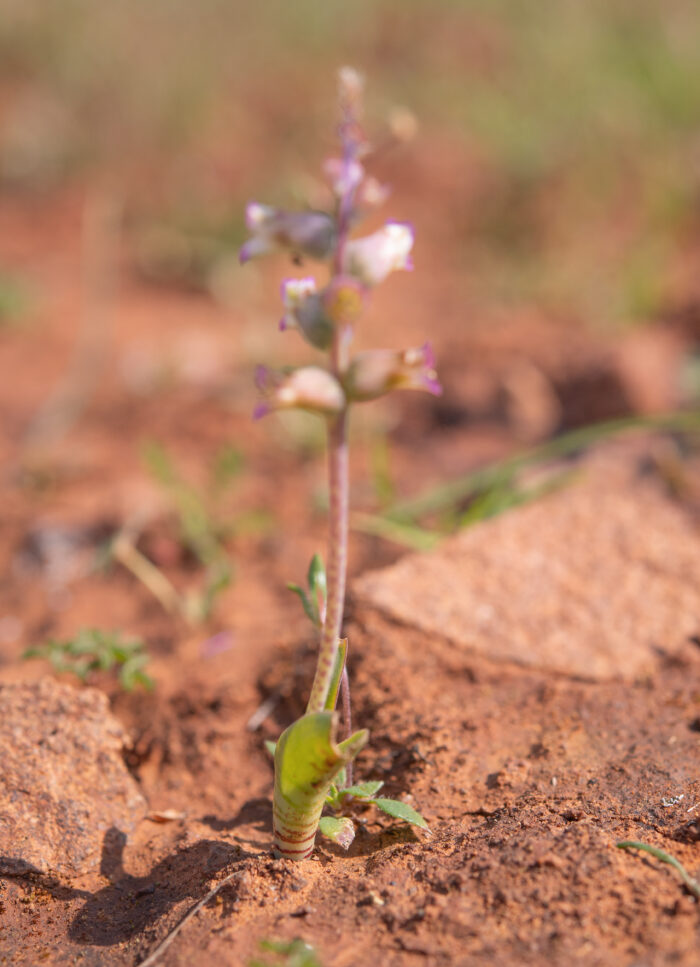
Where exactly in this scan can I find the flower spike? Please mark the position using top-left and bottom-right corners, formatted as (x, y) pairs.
(242, 68), (434, 861)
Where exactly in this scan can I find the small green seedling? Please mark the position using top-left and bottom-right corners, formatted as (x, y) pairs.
(242, 70), (435, 859)
(24, 628), (153, 691)
(617, 841), (700, 899)
(286, 553), (327, 629)
(249, 938), (322, 967)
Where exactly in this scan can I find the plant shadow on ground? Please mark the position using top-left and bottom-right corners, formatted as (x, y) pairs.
(201, 796), (271, 851)
(319, 825), (421, 861)
(66, 827), (249, 947)
(200, 794), (422, 859)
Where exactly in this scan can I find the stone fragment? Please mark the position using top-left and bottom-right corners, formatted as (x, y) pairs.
(0, 678), (147, 875)
(354, 475), (700, 680)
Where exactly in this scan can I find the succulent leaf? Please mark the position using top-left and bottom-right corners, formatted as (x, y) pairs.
(273, 711), (368, 860)
(318, 815), (356, 849)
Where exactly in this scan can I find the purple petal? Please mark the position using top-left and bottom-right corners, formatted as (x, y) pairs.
(254, 365), (269, 391)
(423, 375), (443, 396)
(200, 631), (234, 658)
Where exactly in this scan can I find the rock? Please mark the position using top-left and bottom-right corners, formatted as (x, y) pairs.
(0, 678), (147, 875)
(353, 472), (700, 681)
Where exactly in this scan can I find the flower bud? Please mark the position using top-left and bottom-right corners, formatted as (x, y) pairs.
(338, 67), (364, 117)
(388, 106), (418, 144)
(343, 222), (414, 287)
(323, 158), (364, 198)
(324, 158), (389, 215)
(279, 278), (334, 350)
(357, 176), (390, 209)
(343, 343), (441, 402)
(254, 366), (345, 419)
(239, 204), (337, 264)
(321, 276), (364, 326)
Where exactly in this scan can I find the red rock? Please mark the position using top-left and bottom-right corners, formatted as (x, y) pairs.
(0, 678), (147, 875)
(354, 471), (700, 680)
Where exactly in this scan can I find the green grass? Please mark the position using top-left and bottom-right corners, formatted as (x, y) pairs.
(24, 628), (153, 691)
(353, 411), (700, 549)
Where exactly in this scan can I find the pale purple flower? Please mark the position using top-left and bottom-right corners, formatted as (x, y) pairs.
(279, 277), (333, 350)
(343, 343), (442, 401)
(254, 366), (346, 418)
(239, 204), (337, 264)
(323, 158), (365, 198)
(279, 276), (365, 349)
(279, 278), (318, 331)
(343, 222), (414, 287)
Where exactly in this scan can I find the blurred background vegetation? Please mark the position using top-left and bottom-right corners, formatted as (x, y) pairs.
(0, 0), (699, 324)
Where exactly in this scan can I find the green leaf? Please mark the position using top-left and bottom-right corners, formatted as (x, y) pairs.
(341, 780), (384, 800)
(371, 798), (429, 830)
(211, 444), (245, 490)
(323, 638), (347, 712)
(254, 938), (322, 967)
(264, 740), (277, 757)
(119, 655), (154, 691)
(286, 582), (318, 627)
(617, 841), (700, 898)
(22, 628), (153, 691)
(318, 815), (355, 849)
(307, 553), (326, 604)
(273, 713), (368, 856)
(275, 714), (368, 810)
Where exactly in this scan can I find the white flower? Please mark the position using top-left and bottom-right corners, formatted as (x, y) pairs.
(343, 222), (414, 287)
(344, 343), (441, 401)
(254, 366), (345, 418)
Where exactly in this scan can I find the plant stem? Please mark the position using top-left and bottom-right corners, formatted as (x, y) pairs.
(305, 90), (358, 715)
(306, 408), (349, 713)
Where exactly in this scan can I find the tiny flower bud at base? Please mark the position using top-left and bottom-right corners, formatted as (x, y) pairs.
(322, 276), (364, 326)
(343, 343), (442, 402)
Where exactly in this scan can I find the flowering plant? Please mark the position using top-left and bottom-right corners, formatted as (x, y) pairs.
(241, 68), (438, 860)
